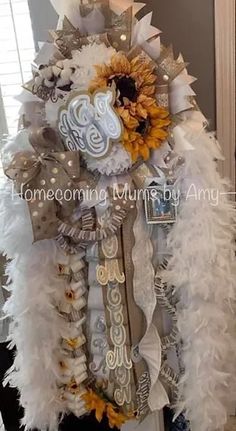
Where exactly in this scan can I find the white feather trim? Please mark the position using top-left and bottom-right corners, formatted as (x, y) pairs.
(163, 122), (236, 431)
(1, 130), (32, 169)
(0, 182), (70, 430)
(45, 95), (68, 128)
(0, 180), (33, 258)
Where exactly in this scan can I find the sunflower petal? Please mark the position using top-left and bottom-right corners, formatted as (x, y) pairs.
(136, 103), (148, 119)
(157, 108), (170, 119)
(123, 115), (139, 130)
(145, 137), (156, 148)
(138, 94), (155, 106)
(139, 145), (150, 160)
(94, 64), (112, 78)
(148, 105), (169, 119)
(141, 85), (156, 96)
(150, 127), (169, 139)
(111, 53), (131, 74)
(143, 73), (157, 85)
(150, 118), (171, 127)
(89, 78), (107, 93)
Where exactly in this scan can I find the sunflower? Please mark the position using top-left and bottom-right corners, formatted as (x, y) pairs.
(106, 403), (130, 429)
(82, 389), (106, 422)
(89, 52), (171, 162)
(82, 389), (133, 429)
(121, 101), (171, 161)
(89, 52), (157, 103)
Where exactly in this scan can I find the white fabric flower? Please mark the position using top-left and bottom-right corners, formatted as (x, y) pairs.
(71, 43), (116, 91)
(84, 142), (132, 176)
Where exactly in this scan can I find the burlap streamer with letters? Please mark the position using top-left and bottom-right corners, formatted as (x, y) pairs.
(5, 127), (81, 242)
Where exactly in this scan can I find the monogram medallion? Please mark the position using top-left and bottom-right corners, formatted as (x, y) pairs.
(58, 89), (122, 158)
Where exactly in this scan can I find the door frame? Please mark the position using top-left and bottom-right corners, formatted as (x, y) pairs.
(214, 0), (235, 188)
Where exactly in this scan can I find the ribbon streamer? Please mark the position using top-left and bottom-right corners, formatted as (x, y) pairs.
(5, 127), (81, 242)
(50, 0), (146, 19)
(132, 12), (161, 46)
(157, 45), (188, 82)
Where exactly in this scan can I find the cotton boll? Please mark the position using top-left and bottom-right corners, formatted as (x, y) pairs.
(44, 79), (55, 88)
(57, 78), (68, 88)
(62, 58), (75, 69)
(52, 65), (62, 77)
(56, 60), (64, 69)
(44, 44), (117, 130)
(60, 69), (72, 82)
(41, 66), (53, 81)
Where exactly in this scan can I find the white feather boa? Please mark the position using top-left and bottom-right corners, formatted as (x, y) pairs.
(0, 181), (68, 430)
(0, 117), (235, 431)
(163, 124), (236, 431)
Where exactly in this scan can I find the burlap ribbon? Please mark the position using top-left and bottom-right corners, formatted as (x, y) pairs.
(5, 127), (81, 242)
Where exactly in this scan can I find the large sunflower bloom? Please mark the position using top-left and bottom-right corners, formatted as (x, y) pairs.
(121, 102), (171, 161)
(89, 52), (171, 162)
(89, 52), (157, 104)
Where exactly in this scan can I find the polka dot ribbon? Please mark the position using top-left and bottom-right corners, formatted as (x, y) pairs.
(5, 127), (81, 242)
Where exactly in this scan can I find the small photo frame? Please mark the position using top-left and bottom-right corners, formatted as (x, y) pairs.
(144, 186), (177, 225)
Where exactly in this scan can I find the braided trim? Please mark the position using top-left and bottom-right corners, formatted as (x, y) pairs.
(56, 208), (96, 254)
(160, 363), (179, 397)
(58, 208), (127, 242)
(56, 234), (84, 254)
(81, 207), (96, 231)
(155, 268), (178, 351)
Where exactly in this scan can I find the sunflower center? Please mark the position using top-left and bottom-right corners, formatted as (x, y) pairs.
(109, 75), (138, 104)
(136, 118), (150, 136)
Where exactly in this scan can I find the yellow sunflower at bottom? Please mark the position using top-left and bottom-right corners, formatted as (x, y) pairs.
(82, 389), (106, 422)
(82, 389), (133, 429)
(106, 403), (130, 429)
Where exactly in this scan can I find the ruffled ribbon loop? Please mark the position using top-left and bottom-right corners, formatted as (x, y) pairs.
(5, 127), (81, 242)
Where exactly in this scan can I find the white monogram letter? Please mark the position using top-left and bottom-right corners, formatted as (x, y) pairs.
(58, 89), (122, 158)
